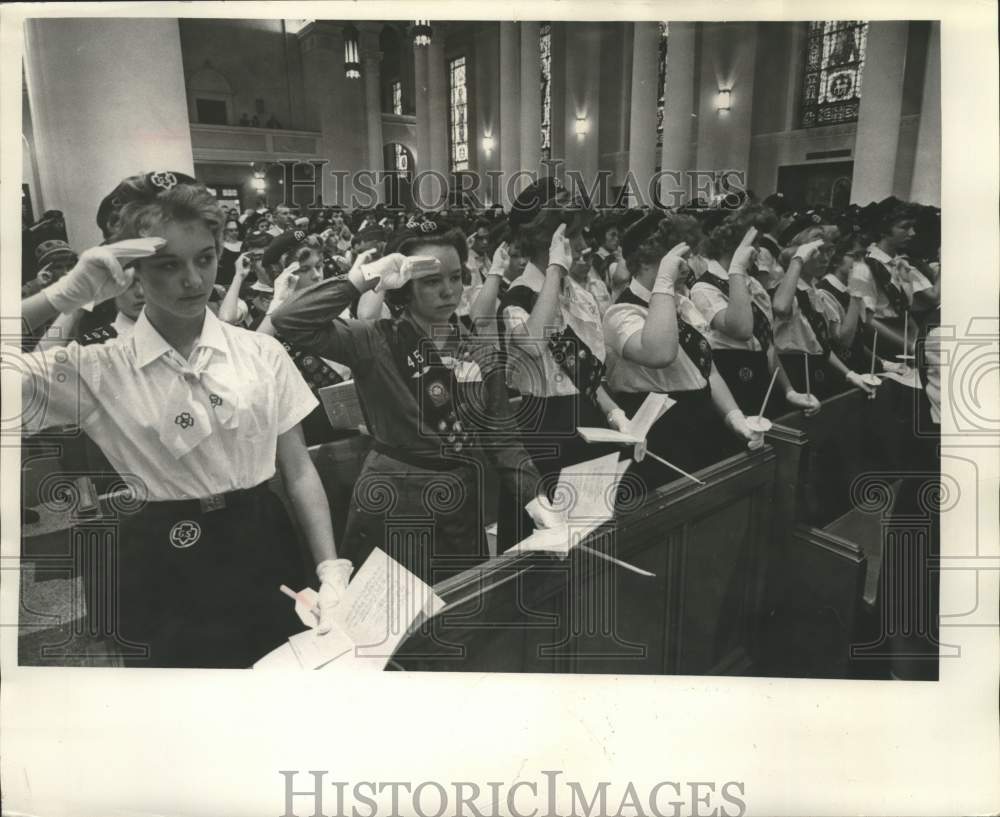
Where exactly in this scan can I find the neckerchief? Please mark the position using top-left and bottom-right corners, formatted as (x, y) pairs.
(615, 285), (713, 379)
(382, 317), (479, 454)
(795, 287), (832, 356)
(697, 270), (773, 351)
(156, 346), (241, 459)
(864, 252), (910, 316)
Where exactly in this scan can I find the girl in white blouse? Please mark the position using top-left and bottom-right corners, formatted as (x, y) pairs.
(19, 173), (347, 668)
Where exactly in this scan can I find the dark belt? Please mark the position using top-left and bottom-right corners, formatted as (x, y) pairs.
(138, 481), (273, 517)
(372, 439), (468, 471)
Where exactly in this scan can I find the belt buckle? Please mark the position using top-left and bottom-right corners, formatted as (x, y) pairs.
(199, 493), (227, 513)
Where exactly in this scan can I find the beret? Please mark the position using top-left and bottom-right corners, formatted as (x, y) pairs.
(96, 170), (197, 235)
(35, 239), (77, 267)
(621, 210), (664, 258)
(262, 229), (308, 267)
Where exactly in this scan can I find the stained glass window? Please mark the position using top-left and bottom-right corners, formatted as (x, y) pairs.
(392, 80), (403, 116)
(655, 22), (669, 173)
(540, 23), (552, 162)
(800, 21), (869, 128)
(448, 56), (469, 172)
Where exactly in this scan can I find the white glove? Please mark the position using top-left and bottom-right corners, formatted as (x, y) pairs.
(729, 245), (758, 277)
(653, 241), (690, 296)
(360, 252), (441, 292)
(43, 238), (165, 314)
(315, 558), (353, 635)
(724, 409), (764, 450)
(525, 495), (566, 530)
(548, 223), (572, 273)
(879, 359), (907, 375)
(785, 389), (821, 416)
(488, 242), (510, 278)
(794, 239), (825, 262)
(606, 408), (631, 433)
(846, 370), (876, 395)
(266, 262), (300, 315)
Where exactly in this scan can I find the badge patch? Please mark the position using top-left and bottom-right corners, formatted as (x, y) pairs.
(169, 520), (201, 549)
(738, 366), (754, 383)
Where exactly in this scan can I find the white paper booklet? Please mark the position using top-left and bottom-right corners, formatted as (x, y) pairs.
(254, 548), (445, 671)
(577, 392), (675, 444)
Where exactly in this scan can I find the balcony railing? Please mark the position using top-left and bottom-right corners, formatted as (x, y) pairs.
(190, 123), (322, 162)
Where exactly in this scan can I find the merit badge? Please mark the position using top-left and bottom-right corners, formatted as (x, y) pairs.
(169, 520), (201, 549)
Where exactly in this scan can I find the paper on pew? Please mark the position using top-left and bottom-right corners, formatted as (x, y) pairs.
(505, 453), (627, 555)
(318, 380), (367, 431)
(254, 548), (444, 671)
(577, 393), (675, 444)
(879, 367), (923, 390)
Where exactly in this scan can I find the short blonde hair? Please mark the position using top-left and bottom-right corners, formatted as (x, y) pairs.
(109, 181), (225, 251)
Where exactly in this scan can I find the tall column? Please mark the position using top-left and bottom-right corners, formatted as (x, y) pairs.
(498, 22), (521, 207)
(359, 23), (385, 202)
(909, 22), (940, 206)
(628, 21), (661, 198)
(299, 22), (365, 208)
(428, 33), (450, 206)
(563, 22), (602, 185)
(850, 21), (909, 204)
(414, 42), (432, 176)
(519, 22), (543, 188)
(659, 22), (697, 206)
(23, 19), (194, 249)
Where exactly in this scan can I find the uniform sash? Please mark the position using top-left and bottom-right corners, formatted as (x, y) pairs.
(614, 286), (713, 379)
(697, 270), (774, 352)
(863, 253), (910, 316)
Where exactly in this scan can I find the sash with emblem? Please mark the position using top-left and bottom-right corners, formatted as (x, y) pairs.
(697, 271), (773, 352)
(615, 286), (713, 378)
(795, 289), (832, 356)
(382, 318), (484, 454)
(864, 254), (910, 316)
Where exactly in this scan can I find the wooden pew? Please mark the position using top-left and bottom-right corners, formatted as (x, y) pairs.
(390, 447), (781, 676)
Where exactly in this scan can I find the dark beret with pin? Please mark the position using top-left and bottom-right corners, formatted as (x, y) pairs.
(261, 229), (309, 268)
(95, 170), (198, 237)
(620, 210), (666, 258)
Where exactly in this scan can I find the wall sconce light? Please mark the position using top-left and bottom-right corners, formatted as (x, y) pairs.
(413, 20), (432, 47)
(344, 26), (361, 79)
(716, 88), (732, 112)
(574, 116), (589, 137)
(482, 135), (495, 153)
(251, 177), (267, 193)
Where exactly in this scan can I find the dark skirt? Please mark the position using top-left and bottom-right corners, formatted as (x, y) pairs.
(341, 447), (490, 586)
(712, 348), (773, 416)
(778, 351), (838, 401)
(117, 482), (306, 669)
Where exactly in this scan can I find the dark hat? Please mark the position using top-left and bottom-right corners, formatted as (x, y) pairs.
(589, 210), (625, 243)
(355, 224), (388, 244)
(35, 239), (77, 268)
(243, 226), (272, 250)
(261, 229), (308, 267)
(385, 213), (456, 254)
(509, 176), (594, 233)
(620, 210), (664, 258)
(762, 192), (793, 217)
(96, 170), (198, 236)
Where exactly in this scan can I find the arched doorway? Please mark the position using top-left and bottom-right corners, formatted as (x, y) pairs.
(383, 142), (415, 210)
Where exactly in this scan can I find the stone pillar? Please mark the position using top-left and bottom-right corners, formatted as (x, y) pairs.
(298, 21), (366, 207)
(427, 33), (450, 206)
(414, 40), (432, 177)
(359, 23), (385, 202)
(23, 18), (194, 249)
(519, 22), (543, 190)
(658, 22), (697, 207)
(498, 22), (521, 207)
(563, 22), (602, 186)
(909, 22), (941, 206)
(850, 21), (909, 204)
(628, 21), (661, 200)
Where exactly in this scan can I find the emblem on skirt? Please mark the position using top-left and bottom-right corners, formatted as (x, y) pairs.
(738, 366), (754, 383)
(815, 369), (825, 382)
(169, 520), (201, 549)
(175, 412), (195, 429)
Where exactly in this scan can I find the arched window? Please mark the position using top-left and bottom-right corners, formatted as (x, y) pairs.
(540, 23), (552, 162)
(800, 21), (869, 128)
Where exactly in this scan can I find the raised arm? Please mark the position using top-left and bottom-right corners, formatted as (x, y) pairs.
(621, 243), (689, 368)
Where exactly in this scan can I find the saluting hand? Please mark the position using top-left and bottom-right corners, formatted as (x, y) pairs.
(488, 241), (510, 278)
(548, 223), (573, 274)
(794, 239), (826, 263)
(653, 241), (690, 296)
(43, 237), (165, 314)
(729, 245), (759, 276)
